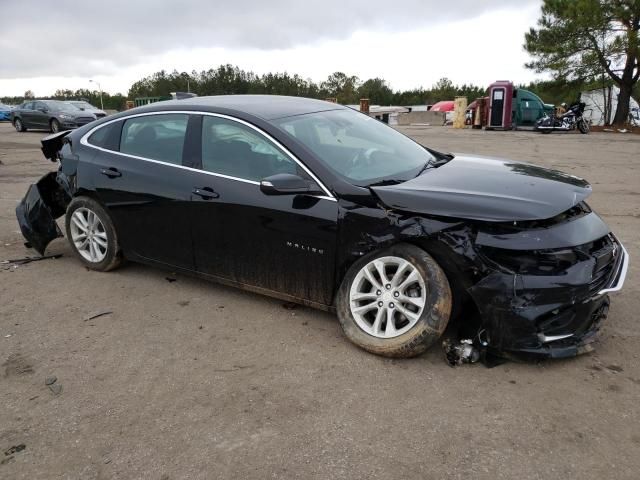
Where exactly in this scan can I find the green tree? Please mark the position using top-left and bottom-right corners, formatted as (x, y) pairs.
(524, 0), (640, 125)
(429, 77), (457, 103)
(321, 72), (360, 104)
(358, 78), (394, 105)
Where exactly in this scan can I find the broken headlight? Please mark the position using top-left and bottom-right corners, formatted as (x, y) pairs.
(477, 246), (585, 275)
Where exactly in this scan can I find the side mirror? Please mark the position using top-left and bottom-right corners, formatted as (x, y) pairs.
(260, 173), (321, 196)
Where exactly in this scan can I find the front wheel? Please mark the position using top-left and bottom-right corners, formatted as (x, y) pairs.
(50, 119), (60, 133)
(336, 243), (452, 358)
(65, 197), (123, 271)
(578, 119), (589, 134)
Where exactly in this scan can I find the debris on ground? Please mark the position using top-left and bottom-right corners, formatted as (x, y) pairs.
(48, 383), (62, 395)
(282, 302), (297, 310)
(2, 444), (26, 465)
(1, 253), (63, 266)
(45, 376), (57, 385)
(4, 444), (26, 456)
(165, 276), (177, 283)
(606, 364), (624, 373)
(442, 338), (480, 367)
(83, 310), (112, 322)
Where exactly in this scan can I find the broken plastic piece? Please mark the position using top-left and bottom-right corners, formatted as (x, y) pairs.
(443, 338), (480, 367)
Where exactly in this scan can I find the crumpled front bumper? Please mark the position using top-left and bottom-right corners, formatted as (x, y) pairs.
(15, 172), (66, 255)
(469, 235), (629, 359)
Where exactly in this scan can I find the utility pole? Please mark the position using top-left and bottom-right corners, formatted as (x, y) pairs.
(89, 79), (104, 110)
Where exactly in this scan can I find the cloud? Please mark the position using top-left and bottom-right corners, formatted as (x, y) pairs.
(1, 0), (538, 78)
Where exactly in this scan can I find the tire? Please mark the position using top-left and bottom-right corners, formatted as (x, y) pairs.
(65, 196), (123, 271)
(578, 119), (589, 134)
(50, 119), (60, 133)
(14, 118), (26, 132)
(336, 243), (452, 358)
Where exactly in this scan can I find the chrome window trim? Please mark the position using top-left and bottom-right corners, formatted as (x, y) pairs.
(79, 110), (336, 201)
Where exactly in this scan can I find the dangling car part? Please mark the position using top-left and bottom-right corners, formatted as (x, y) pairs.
(15, 96), (628, 361)
(535, 102), (590, 134)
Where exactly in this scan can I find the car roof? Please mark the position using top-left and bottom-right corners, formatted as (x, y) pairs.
(153, 95), (347, 120)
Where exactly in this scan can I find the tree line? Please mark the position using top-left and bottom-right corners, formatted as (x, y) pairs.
(126, 66), (488, 107)
(2, 65), (637, 122)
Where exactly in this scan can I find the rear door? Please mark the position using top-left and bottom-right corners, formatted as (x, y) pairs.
(84, 113), (198, 270)
(190, 114), (338, 305)
(19, 102), (35, 127)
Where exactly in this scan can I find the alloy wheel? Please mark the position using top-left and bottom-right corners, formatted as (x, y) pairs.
(69, 207), (108, 263)
(15, 119), (22, 131)
(349, 256), (427, 338)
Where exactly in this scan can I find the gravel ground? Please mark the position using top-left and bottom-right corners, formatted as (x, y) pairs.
(1, 122), (639, 479)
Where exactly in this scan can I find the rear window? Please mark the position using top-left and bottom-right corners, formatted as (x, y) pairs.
(87, 121), (122, 150)
(120, 114), (188, 165)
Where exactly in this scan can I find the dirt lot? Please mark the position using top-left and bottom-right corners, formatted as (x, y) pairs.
(1, 121), (639, 479)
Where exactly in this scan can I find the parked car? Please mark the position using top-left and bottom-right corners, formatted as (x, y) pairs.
(16, 95), (628, 361)
(0, 103), (13, 121)
(66, 100), (107, 118)
(11, 100), (97, 133)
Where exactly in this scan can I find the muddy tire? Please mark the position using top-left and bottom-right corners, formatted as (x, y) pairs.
(65, 197), (123, 272)
(14, 118), (26, 132)
(50, 119), (60, 133)
(336, 243), (452, 358)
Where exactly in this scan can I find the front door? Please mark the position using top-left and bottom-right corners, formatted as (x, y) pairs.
(32, 101), (50, 129)
(87, 113), (196, 269)
(190, 114), (338, 305)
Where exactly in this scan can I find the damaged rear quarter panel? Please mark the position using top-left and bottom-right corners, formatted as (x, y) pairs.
(15, 140), (79, 255)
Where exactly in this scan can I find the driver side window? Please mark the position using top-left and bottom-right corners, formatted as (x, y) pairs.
(201, 116), (300, 182)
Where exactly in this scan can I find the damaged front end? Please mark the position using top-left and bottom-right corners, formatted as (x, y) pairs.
(338, 196), (628, 362)
(469, 207), (628, 360)
(15, 131), (74, 255)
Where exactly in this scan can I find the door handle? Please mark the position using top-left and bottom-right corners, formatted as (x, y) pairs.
(100, 167), (122, 178)
(192, 186), (220, 200)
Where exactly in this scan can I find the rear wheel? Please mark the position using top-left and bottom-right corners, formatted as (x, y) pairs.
(336, 243), (452, 358)
(65, 197), (122, 271)
(14, 118), (26, 132)
(50, 119), (60, 133)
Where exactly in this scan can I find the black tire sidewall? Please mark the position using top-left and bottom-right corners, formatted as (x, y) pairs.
(65, 197), (121, 271)
(578, 120), (589, 134)
(336, 243), (452, 358)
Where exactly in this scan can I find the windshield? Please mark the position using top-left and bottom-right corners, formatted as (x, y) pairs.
(272, 109), (434, 185)
(70, 101), (94, 109)
(43, 100), (77, 112)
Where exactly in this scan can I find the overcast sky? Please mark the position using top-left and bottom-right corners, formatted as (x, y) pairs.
(0, 0), (544, 97)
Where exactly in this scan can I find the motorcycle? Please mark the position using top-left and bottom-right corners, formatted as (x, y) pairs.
(535, 102), (590, 134)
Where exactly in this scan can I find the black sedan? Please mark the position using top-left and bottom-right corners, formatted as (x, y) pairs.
(12, 99), (97, 133)
(15, 95), (628, 360)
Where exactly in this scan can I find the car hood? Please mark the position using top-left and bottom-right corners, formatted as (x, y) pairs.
(57, 109), (94, 118)
(370, 154), (591, 222)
